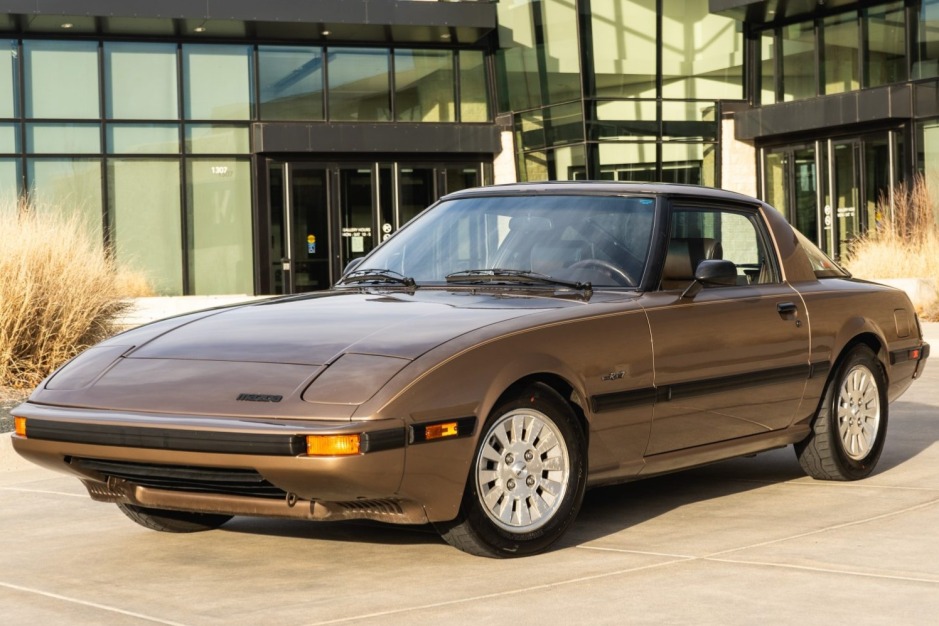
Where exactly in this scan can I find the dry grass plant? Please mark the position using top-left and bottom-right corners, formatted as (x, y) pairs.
(844, 174), (939, 320)
(0, 199), (151, 388)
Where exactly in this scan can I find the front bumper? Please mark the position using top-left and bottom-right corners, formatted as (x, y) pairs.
(11, 402), (420, 522)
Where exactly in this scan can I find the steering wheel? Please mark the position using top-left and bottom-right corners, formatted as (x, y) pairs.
(567, 259), (635, 286)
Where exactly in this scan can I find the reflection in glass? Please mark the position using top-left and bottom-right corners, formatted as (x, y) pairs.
(24, 41), (100, 119)
(661, 101), (717, 140)
(865, 3), (906, 87)
(183, 45), (253, 120)
(185, 125), (250, 154)
(26, 158), (103, 242)
(516, 103), (583, 153)
(0, 123), (18, 152)
(764, 150), (788, 216)
(395, 50), (454, 122)
(258, 46), (324, 121)
(661, 5), (743, 99)
(328, 49), (390, 122)
(459, 51), (489, 122)
(1, 40), (16, 118)
(26, 123), (101, 154)
(445, 167), (479, 194)
(0, 158), (20, 207)
(794, 148), (818, 241)
(782, 22), (816, 101)
(823, 13), (859, 95)
(186, 158), (253, 294)
(593, 100), (658, 141)
(105, 43), (179, 120)
(598, 143), (658, 181)
(108, 160), (183, 295)
(915, 0), (939, 79)
(760, 31), (776, 105)
(107, 124), (180, 154)
(591, 0), (656, 97)
(497, 0), (582, 109)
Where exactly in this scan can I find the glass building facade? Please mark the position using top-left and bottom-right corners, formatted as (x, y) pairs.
(727, 0), (939, 260)
(496, 0), (744, 185)
(3, 1), (939, 293)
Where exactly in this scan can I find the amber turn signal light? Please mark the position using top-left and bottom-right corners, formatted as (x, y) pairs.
(306, 434), (360, 456)
(14, 416), (27, 437)
(425, 421), (459, 440)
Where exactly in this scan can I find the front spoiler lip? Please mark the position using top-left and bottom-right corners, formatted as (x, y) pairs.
(83, 479), (429, 525)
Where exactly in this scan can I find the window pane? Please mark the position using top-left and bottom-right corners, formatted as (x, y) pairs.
(105, 43), (179, 120)
(590, 0), (656, 98)
(782, 22), (816, 101)
(459, 51), (489, 122)
(108, 159), (182, 295)
(26, 123), (101, 154)
(864, 3), (906, 87)
(26, 158), (103, 242)
(516, 102), (583, 152)
(0, 123), (18, 152)
(185, 125), (249, 154)
(0, 158), (20, 207)
(598, 143), (658, 181)
(593, 100), (657, 141)
(915, 0), (939, 79)
(183, 45), (252, 120)
(661, 101), (717, 140)
(186, 158), (253, 294)
(661, 6), (743, 99)
(258, 46), (324, 121)
(760, 31), (777, 105)
(823, 13), (859, 95)
(662, 142), (715, 187)
(1, 40), (16, 118)
(327, 48), (390, 122)
(107, 124), (180, 154)
(395, 49), (454, 122)
(24, 41), (100, 119)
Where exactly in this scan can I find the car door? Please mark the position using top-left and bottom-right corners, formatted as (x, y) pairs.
(641, 202), (811, 456)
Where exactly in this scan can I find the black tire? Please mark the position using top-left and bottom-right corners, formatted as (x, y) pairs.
(796, 344), (888, 481)
(436, 383), (587, 557)
(117, 503), (232, 533)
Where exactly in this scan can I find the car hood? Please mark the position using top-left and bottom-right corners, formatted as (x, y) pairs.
(32, 290), (584, 418)
(124, 290), (574, 365)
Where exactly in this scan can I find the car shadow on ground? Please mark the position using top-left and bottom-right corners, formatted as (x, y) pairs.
(219, 399), (939, 553)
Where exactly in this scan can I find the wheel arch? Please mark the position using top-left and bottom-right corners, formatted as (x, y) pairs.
(494, 374), (590, 446)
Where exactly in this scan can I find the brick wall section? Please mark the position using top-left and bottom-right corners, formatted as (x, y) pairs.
(720, 114), (757, 198)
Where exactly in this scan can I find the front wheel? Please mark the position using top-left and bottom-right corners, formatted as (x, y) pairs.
(437, 383), (586, 557)
(117, 503), (232, 533)
(795, 345), (888, 481)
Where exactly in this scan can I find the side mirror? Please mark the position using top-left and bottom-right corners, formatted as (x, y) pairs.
(695, 259), (738, 286)
(680, 260), (738, 299)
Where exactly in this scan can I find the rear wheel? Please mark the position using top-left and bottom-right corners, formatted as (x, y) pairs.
(437, 383), (586, 557)
(796, 345), (887, 480)
(117, 503), (232, 533)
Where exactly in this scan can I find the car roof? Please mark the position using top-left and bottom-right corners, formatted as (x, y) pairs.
(442, 181), (763, 206)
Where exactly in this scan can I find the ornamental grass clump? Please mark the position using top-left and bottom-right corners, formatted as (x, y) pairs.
(0, 200), (147, 388)
(843, 174), (939, 320)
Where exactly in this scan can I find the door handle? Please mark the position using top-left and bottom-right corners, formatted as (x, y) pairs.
(777, 302), (798, 322)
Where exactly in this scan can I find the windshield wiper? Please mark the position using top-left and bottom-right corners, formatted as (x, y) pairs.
(445, 269), (591, 293)
(339, 268), (416, 287)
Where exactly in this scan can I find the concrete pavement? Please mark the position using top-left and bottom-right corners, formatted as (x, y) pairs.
(1, 324), (937, 625)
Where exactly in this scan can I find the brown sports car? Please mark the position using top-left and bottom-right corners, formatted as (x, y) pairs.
(12, 182), (930, 557)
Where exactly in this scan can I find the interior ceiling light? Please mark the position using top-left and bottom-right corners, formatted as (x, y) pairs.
(440, 33), (451, 40)
(194, 21), (207, 33)
(61, 23), (74, 29)
(321, 30), (330, 36)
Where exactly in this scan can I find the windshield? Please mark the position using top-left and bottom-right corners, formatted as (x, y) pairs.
(346, 194), (656, 288)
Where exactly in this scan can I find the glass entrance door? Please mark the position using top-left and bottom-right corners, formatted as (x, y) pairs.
(830, 140), (860, 260)
(264, 159), (489, 294)
(269, 163), (331, 294)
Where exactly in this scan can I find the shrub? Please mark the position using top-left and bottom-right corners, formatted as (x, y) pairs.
(843, 174), (939, 321)
(0, 200), (151, 388)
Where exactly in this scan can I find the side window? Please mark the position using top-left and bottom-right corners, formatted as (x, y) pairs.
(660, 207), (779, 290)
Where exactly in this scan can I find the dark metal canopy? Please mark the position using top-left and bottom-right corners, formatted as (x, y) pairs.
(0, 0), (497, 44)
